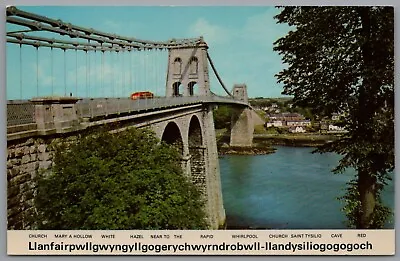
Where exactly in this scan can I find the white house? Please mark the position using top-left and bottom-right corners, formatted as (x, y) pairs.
(266, 121), (283, 127)
(286, 120), (311, 127)
(328, 124), (346, 132)
(289, 126), (306, 133)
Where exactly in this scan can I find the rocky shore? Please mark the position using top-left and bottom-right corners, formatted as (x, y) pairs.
(216, 131), (341, 155)
(218, 144), (276, 156)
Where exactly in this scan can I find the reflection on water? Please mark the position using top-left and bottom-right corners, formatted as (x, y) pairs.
(219, 146), (394, 229)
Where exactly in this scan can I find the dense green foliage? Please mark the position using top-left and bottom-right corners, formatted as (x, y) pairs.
(338, 179), (392, 228)
(213, 105), (232, 129)
(274, 7), (394, 228)
(250, 98), (315, 121)
(35, 127), (208, 229)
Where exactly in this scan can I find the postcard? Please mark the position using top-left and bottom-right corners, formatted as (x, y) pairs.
(5, 3), (395, 255)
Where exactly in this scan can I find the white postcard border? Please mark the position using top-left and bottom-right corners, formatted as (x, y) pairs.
(1, 0), (399, 260)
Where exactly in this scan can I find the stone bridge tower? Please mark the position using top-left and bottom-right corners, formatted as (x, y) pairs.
(163, 39), (225, 228)
(230, 84), (254, 147)
(165, 38), (211, 97)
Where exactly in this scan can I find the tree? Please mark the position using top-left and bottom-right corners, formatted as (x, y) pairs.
(273, 6), (394, 228)
(213, 105), (232, 129)
(34, 126), (208, 229)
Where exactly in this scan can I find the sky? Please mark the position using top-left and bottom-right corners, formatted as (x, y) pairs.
(6, 6), (292, 99)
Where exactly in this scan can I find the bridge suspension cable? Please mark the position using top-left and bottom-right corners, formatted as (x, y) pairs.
(7, 34), (133, 53)
(6, 6), (203, 50)
(206, 52), (233, 97)
(6, 6), (215, 101)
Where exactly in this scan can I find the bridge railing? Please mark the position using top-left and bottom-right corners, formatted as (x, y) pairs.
(76, 97), (202, 118)
(7, 100), (36, 126)
(75, 95), (248, 118)
(6, 95), (248, 136)
(208, 95), (248, 106)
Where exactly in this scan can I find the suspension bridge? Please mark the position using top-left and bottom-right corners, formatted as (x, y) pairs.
(6, 6), (255, 230)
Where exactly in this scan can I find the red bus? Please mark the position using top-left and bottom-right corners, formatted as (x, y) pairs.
(130, 91), (154, 100)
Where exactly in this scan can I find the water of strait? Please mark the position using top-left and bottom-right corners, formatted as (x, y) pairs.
(219, 146), (394, 229)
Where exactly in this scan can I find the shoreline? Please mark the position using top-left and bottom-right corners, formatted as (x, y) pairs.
(253, 135), (337, 147)
(218, 145), (276, 156)
(217, 133), (341, 155)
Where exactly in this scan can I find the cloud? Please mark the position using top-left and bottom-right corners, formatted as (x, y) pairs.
(187, 8), (289, 48)
(20, 50), (167, 98)
(59, 51), (169, 97)
(188, 18), (231, 45)
(197, 9), (291, 97)
(240, 8), (290, 48)
(7, 8), (291, 99)
(30, 58), (55, 91)
(102, 19), (145, 37)
(103, 20), (121, 32)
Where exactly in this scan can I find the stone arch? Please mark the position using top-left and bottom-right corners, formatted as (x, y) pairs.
(188, 81), (198, 96)
(188, 115), (206, 195)
(188, 115), (203, 146)
(172, 82), (183, 96)
(189, 56), (198, 75)
(173, 57), (182, 75)
(161, 121), (184, 155)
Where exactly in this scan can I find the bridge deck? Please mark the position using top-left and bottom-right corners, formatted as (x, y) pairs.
(7, 96), (249, 127)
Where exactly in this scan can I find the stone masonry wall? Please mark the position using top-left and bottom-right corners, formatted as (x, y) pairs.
(7, 137), (55, 229)
(189, 147), (207, 195)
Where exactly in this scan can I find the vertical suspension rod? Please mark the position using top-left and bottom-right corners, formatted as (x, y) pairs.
(101, 50), (104, 98)
(19, 44), (22, 99)
(51, 47), (53, 95)
(85, 50), (88, 97)
(75, 49), (78, 97)
(88, 41), (91, 97)
(36, 46), (39, 96)
(63, 49), (66, 96)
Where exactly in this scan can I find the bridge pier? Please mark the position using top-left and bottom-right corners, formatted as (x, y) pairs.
(230, 84), (254, 147)
(202, 105), (226, 229)
(148, 107), (225, 229)
(164, 42), (226, 229)
(181, 154), (192, 178)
